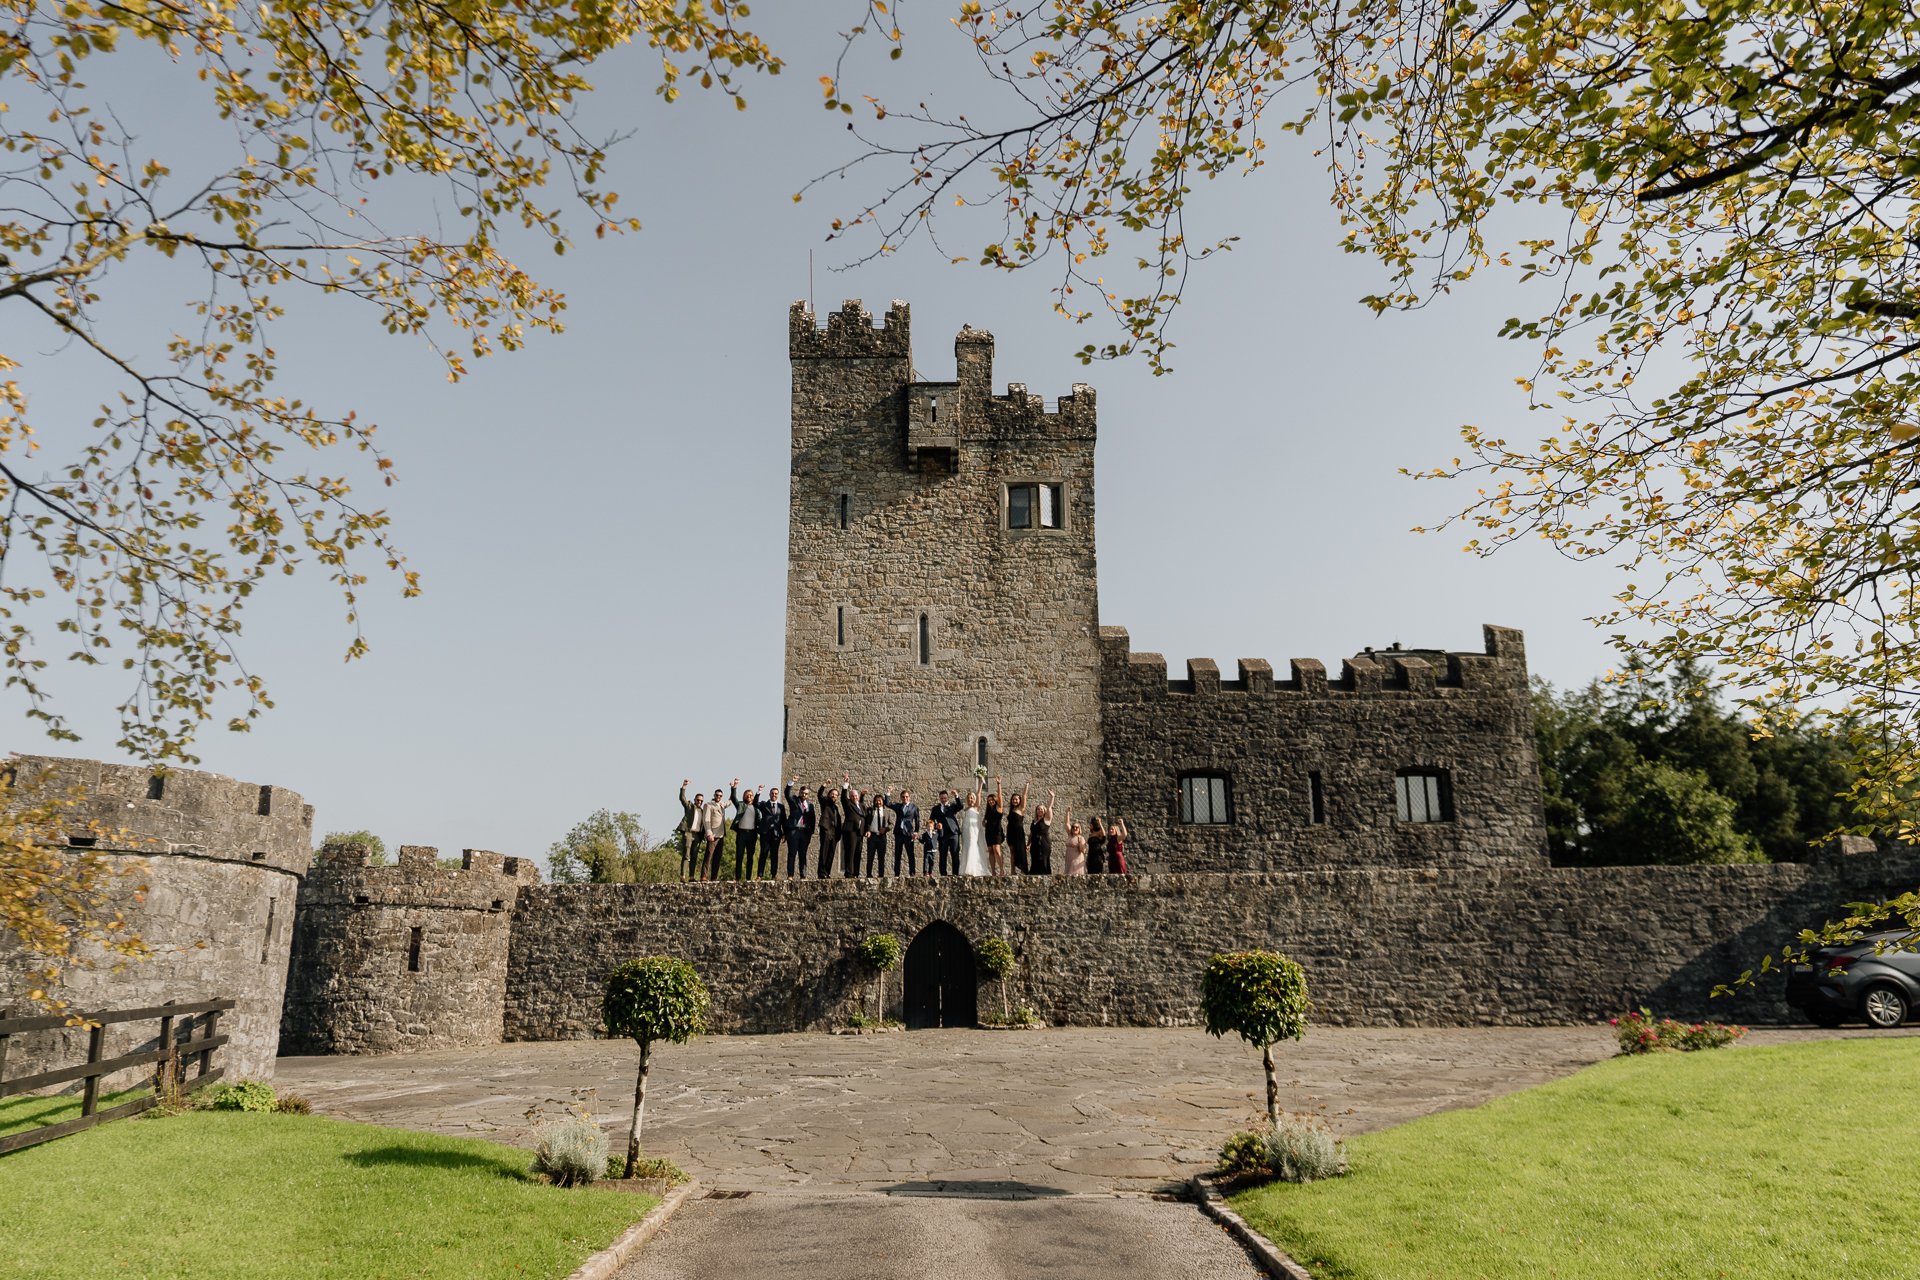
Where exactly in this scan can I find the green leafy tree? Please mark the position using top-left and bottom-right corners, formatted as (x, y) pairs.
(857, 933), (901, 1024)
(318, 830), (387, 867)
(1532, 666), (1866, 864)
(977, 935), (1015, 1019)
(1608, 762), (1760, 867)
(602, 956), (708, 1180)
(1201, 951), (1309, 1132)
(547, 811), (675, 885)
(0, 0), (782, 763)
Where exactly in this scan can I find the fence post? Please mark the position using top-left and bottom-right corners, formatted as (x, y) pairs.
(157, 1000), (176, 1100)
(198, 1009), (219, 1080)
(0, 1006), (12, 1094)
(81, 1020), (105, 1117)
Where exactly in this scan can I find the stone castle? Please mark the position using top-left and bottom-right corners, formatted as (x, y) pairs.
(4, 299), (1916, 1074)
(783, 299), (1546, 873)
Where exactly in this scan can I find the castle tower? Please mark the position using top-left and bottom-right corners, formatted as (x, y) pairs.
(782, 300), (1103, 809)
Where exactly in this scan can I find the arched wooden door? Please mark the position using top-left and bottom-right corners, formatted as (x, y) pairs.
(903, 921), (977, 1029)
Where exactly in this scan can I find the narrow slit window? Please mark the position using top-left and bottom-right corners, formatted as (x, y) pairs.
(919, 614), (930, 665)
(407, 926), (423, 973)
(146, 774), (165, 801)
(837, 606), (846, 647)
(257, 785), (273, 817)
(260, 898), (276, 964)
(930, 396), (940, 422)
(1309, 772), (1326, 824)
(839, 494), (850, 530)
(1395, 770), (1449, 823)
(978, 737), (989, 771)
(782, 705), (789, 754)
(1179, 774), (1232, 825)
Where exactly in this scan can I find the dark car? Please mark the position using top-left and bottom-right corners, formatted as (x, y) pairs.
(1785, 930), (1920, 1028)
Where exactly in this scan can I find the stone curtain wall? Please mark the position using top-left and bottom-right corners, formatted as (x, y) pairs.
(782, 300), (1105, 809)
(1098, 625), (1550, 874)
(279, 846), (538, 1056)
(502, 854), (1920, 1039)
(0, 756), (313, 1088)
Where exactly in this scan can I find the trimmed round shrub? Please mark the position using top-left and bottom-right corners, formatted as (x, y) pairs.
(603, 956), (710, 1046)
(533, 1114), (608, 1188)
(977, 936), (1014, 979)
(858, 933), (902, 971)
(1201, 951), (1310, 1131)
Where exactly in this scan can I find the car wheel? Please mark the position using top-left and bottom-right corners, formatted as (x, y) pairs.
(1862, 983), (1910, 1029)
(1807, 1007), (1845, 1029)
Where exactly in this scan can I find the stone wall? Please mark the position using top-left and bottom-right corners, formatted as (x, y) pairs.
(279, 844), (539, 1056)
(1098, 625), (1549, 873)
(502, 853), (1920, 1039)
(781, 299), (1104, 813)
(0, 756), (313, 1089)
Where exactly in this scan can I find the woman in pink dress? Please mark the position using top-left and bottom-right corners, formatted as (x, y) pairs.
(1061, 806), (1088, 876)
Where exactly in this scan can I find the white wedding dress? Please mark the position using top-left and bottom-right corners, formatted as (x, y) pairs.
(958, 806), (988, 876)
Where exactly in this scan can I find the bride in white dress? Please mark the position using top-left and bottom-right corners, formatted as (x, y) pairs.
(958, 792), (989, 876)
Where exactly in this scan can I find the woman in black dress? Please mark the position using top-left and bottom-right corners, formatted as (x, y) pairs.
(985, 779), (1007, 876)
(1005, 779), (1030, 874)
(1085, 817), (1108, 875)
(1029, 789), (1055, 875)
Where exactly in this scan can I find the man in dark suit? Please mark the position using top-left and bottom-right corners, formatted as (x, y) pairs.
(729, 781), (758, 881)
(839, 777), (862, 876)
(815, 782), (842, 880)
(784, 779), (816, 879)
(757, 786), (785, 879)
(933, 789), (963, 876)
(891, 789), (922, 876)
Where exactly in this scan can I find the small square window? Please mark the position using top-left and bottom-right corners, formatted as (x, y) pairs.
(1395, 770), (1450, 823)
(1179, 773), (1231, 825)
(1007, 483), (1065, 531)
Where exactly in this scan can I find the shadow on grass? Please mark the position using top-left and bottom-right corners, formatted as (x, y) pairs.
(341, 1145), (529, 1179)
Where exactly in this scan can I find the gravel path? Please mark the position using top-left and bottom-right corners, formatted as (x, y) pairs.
(619, 1192), (1267, 1280)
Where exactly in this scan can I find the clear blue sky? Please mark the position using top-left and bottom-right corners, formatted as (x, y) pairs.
(3, 7), (1634, 867)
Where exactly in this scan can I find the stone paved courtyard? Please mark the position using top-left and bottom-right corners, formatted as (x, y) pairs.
(275, 1024), (1913, 1196)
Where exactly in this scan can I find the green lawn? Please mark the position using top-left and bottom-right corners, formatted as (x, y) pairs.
(0, 1108), (659, 1279)
(0, 1087), (152, 1140)
(1229, 1038), (1920, 1280)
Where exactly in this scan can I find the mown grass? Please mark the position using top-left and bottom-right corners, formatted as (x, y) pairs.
(0, 1086), (149, 1140)
(1229, 1038), (1920, 1280)
(0, 1108), (658, 1279)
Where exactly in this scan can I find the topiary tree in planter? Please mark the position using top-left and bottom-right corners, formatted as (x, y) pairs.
(1200, 950), (1309, 1131)
(977, 936), (1015, 1020)
(603, 956), (709, 1178)
(857, 933), (901, 1024)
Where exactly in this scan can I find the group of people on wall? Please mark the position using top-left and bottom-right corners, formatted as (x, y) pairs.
(675, 776), (1130, 883)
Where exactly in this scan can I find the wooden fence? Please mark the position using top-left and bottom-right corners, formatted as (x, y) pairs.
(0, 997), (233, 1155)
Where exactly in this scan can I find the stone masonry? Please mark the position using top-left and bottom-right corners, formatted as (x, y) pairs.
(783, 300), (1104, 809)
(279, 844), (540, 1055)
(501, 851), (1920, 1039)
(0, 755), (314, 1089)
(1100, 625), (1548, 873)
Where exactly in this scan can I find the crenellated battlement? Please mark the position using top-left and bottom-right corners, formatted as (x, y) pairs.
(789, 298), (911, 360)
(1098, 624), (1525, 698)
(302, 842), (538, 913)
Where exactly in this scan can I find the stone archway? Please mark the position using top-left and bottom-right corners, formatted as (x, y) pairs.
(902, 921), (977, 1029)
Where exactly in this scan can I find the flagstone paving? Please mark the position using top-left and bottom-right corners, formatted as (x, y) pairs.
(274, 1023), (1912, 1195)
